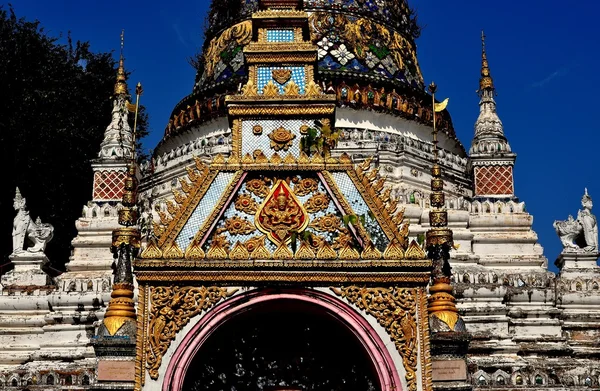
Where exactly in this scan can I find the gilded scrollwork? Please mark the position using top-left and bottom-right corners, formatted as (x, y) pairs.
(309, 213), (341, 233)
(304, 192), (330, 213)
(145, 286), (238, 379)
(294, 178), (319, 196)
(235, 193), (258, 214)
(331, 286), (419, 391)
(220, 216), (256, 236)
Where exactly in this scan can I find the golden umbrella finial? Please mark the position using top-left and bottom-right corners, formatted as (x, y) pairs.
(478, 30), (495, 94)
(114, 29), (128, 96)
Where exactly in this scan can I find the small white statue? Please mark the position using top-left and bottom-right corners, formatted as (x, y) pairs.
(554, 188), (598, 253)
(12, 187), (54, 255)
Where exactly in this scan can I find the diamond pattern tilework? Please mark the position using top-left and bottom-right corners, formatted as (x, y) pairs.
(330, 171), (389, 251)
(266, 29), (294, 42)
(257, 66), (306, 94)
(242, 119), (310, 159)
(93, 170), (126, 201)
(475, 165), (514, 196)
(175, 172), (237, 250)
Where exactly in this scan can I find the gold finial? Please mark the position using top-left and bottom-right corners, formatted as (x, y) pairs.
(114, 29), (128, 96)
(478, 30), (495, 94)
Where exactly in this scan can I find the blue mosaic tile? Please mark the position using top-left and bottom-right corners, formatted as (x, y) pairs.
(257, 66), (306, 94)
(175, 172), (237, 250)
(266, 29), (294, 42)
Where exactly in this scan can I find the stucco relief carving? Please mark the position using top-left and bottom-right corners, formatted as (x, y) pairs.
(12, 188), (53, 256)
(554, 189), (598, 253)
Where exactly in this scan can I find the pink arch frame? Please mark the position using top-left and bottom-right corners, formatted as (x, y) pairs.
(163, 288), (402, 391)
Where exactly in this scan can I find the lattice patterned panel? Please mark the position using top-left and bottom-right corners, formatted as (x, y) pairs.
(257, 66), (306, 94)
(329, 172), (389, 251)
(175, 172), (237, 251)
(475, 165), (514, 196)
(242, 119), (311, 159)
(93, 170), (126, 201)
(266, 29), (294, 42)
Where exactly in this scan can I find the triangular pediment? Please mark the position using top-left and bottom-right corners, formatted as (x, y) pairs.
(143, 152), (426, 264)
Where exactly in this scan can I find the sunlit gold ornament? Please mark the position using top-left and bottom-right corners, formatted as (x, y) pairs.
(235, 193), (258, 214)
(223, 216), (255, 236)
(294, 177), (319, 196)
(246, 178), (270, 198)
(272, 68), (293, 85)
(304, 192), (330, 213)
(255, 180), (309, 245)
(309, 213), (341, 233)
(252, 125), (263, 135)
(268, 126), (296, 152)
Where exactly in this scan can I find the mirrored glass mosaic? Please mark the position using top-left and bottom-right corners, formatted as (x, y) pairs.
(266, 29), (294, 42)
(257, 66), (306, 94)
(175, 172), (237, 250)
(241, 119), (311, 159)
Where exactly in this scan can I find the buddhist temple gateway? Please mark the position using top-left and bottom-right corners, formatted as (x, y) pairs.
(2, 0), (599, 391)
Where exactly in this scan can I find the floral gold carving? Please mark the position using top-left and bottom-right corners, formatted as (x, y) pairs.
(294, 241), (316, 259)
(256, 180), (309, 245)
(405, 240), (427, 260)
(299, 124), (309, 135)
(360, 243), (382, 260)
(383, 240), (405, 260)
(146, 286), (237, 379)
(203, 21), (252, 77)
(252, 125), (263, 135)
(262, 80), (280, 97)
(283, 80), (300, 96)
(331, 286), (419, 391)
(140, 240), (162, 259)
(272, 68), (292, 85)
(206, 234), (229, 259)
(339, 243), (360, 260)
(244, 235), (266, 253)
(268, 126), (296, 152)
(246, 178), (270, 198)
(163, 242), (184, 259)
(316, 242), (337, 259)
(229, 242), (250, 260)
(309, 213), (341, 233)
(273, 243), (293, 259)
(294, 178), (318, 196)
(184, 241), (205, 260)
(221, 216), (255, 236)
(304, 192), (330, 213)
(235, 193), (258, 214)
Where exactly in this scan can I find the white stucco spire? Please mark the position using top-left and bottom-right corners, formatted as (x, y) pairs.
(470, 31), (511, 156)
(98, 30), (133, 160)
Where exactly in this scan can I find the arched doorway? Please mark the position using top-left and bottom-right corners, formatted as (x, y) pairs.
(163, 289), (402, 391)
(182, 300), (379, 391)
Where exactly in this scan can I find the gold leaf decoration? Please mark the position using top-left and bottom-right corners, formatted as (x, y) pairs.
(244, 235), (266, 253)
(262, 80), (280, 97)
(184, 241), (205, 260)
(331, 286), (418, 391)
(305, 80), (322, 96)
(146, 286), (237, 379)
(383, 240), (405, 260)
(242, 153), (255, 164)
(166, 201), (179, 216)
(163, 242), (184, 259)
(283, 153), (296, 165)
(140, 240), (163, 259)
(272, 68), (292, 85)
(361, 243), (382, 260)
(235, 193), (258, 214)
(316, 242), (337, 259)
(309, 214), (341, 233)
(268, 126), (296, 152)
(270, 153), (283, 165)
(304, 192), (330, 213)
(405, 240), (426, 260)
(294, 241), (316, 259)
(241, 80), (258, 96)
(206, 235), (229, 259)
(273, 243), (293, 259)
(283, 80), (300, 96)
(252, 125), (263, 135)
(229, 242), (250, 260)
(294, 177), (319, 196)
(339, 243), (360, 260)
(250, 240), (272, 259)
(172, 189), (187, 205)
(203, 20), (252, 77)
(222, 216), (256, 236)
(246, 178), (270, 198)
(179, 178), (193, 194)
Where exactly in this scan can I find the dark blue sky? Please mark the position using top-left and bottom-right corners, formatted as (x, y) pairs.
(12, 1), (600, 270)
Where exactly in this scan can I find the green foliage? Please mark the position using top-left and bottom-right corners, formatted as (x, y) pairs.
(0, 6), (148, 270)
(299, 120), (341, 158)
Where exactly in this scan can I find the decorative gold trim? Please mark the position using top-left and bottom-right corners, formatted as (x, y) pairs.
(184, 241), (206, 260)
(146, 286), (237, 379)
(332, 286), (419, 391)
(189, 171), (245, 250)
(134, 284), (148, 391)
(405, 240), (427, 260)
(140, 240), (162, 259)
(227, 105), (335, 117)
(418, 289), (433, 391)
(134, 258), (432, 269)
(135, 271), (431, 283)
(203, 21), (252, 77)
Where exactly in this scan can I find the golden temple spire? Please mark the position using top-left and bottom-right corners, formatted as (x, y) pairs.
(114, 30), (128, 96)
(478, 30), (495, 95)
(102, 79), (143, 336)
(426, 82), (464, 333)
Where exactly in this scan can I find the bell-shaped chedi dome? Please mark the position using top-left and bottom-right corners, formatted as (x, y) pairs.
(160, 0), (458, 150)
(197, 0), (423, 94)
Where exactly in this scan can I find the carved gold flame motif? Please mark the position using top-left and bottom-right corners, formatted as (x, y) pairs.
(255, 179), (309, 245)
(272, 68), (292, 85)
